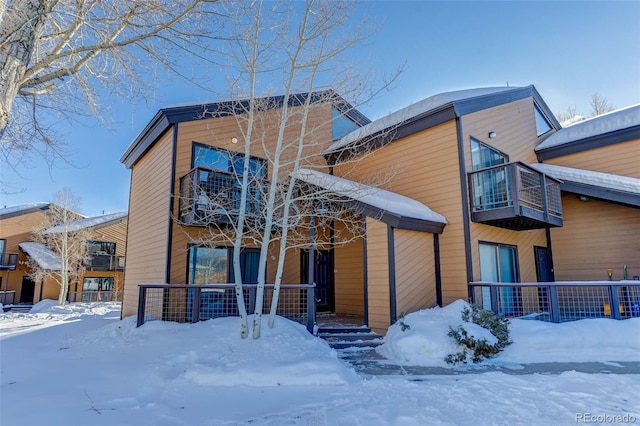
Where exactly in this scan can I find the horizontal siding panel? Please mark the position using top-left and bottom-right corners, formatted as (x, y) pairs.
(545, 139), (640, 178)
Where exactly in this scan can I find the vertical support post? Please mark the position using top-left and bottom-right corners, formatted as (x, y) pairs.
(609, 285), (621, 320)
(540, 174), (550, 222)
(508, 164), (519, 214)
(2, 269), (9, 305)
(387, 225), (397, 325)
(192, 286), (201, 323)
(137, 285), (147, 327)
(306, 284), (315, 334)
(308, 215), (315, 287)
(434, 233), (443, 307)
(362, 218), (369, 326)
(489, 285), (499, 316)
(549, 285), (560, 323)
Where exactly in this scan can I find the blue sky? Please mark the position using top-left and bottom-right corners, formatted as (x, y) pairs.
(2, 1), (639, 216)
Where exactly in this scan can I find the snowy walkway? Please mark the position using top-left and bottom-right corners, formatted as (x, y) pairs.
(338, 347), (640, 377)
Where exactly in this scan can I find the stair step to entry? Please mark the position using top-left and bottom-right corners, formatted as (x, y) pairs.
(317, 326), (383, 349)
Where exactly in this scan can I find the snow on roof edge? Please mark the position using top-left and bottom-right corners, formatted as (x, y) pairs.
(19, 242), (63, 271)
(324, 86), (521, 154)
(536, 103), (640, 152)
(529, 163), (640, 195)
(292, 168), (447, 224)
(44, 211), (128, 234)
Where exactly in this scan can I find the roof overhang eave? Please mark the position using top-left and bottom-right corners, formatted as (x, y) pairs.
(560, 181), (640, 208)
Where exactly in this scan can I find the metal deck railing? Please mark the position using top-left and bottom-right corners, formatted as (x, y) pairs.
(469, 281), (640, 322)
(137, 283), (316, 332)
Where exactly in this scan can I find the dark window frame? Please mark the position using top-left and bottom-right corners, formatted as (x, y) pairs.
(470, 138), (509, 171)
(191, 142), (267, 177)
(478, 240), (521, 283)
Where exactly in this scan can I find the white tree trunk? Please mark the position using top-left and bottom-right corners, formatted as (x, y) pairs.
(0, 0), (48, 135)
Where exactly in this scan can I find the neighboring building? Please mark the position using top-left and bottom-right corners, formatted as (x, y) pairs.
(0, 205), (127, 304)
(120, 86), (640, 333)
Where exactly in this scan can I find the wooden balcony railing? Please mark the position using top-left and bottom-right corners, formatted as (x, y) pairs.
(179, 167), (270, 227)
(468, 162), (563, 231)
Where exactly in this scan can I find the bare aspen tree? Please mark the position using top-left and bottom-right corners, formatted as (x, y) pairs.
(181, 0), (400, 338)
(25, 188), (90, 305)
(589, 92), (614, 117)
(0, 0), (223, 167)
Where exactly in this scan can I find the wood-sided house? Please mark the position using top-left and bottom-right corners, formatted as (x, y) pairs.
(0, 204), (127, 305)
(120, 86), (640, 333)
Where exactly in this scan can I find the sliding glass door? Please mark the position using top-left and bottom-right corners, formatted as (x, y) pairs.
(479, 243), (519, 315)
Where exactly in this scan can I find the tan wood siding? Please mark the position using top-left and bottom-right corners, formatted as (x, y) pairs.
(544, 138), (640, 178)
(122, 129), (174, 318)
(334, 120), (467, 306)
(90, 221), (127, 256)
(461, 98), (542, 166)
(462, 98), (549, 285)
(169, 104), (335, 286)
(551, 195), (640, 281)
(394, 229), (437, 316)
(334, 219), (364, 315)
(0, 210), (50, 301)
(365, 217), (390, 334)
(470, 224), (547, 283)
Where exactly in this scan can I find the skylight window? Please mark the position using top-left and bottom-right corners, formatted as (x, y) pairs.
(534, 104), (552, 137)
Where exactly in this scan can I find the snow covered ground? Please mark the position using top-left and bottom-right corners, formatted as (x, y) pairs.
(1, 300), (639, 426)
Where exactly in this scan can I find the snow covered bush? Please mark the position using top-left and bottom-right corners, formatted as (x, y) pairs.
(445, 304), (512, 365)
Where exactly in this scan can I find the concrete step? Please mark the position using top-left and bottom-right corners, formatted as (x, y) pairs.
(317, 326), (383, 349)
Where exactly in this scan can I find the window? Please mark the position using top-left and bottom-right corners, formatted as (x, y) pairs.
(471, 138), (508, 171)
(470, 139), (510, 210)
(192, 143), (266, 178)
(83, 277), (114, 291)
(332, 106), (361, 140)
(534, 104), (552, 137)
(87, 241), (116, 255)
(0, 239), (5, 254)
(188, 246), (229, 284)
(479, 242), (520, 315)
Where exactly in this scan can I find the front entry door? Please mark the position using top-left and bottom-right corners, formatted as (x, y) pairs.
(534, 246), (552, 312)
(20, 276), (35, 303)
(301, 250), (333, 312)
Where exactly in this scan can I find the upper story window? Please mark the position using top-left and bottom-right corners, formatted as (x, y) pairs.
(332, 106), (361, 141)
(471, 138), (509, 171)
(87, 241), (116, 255)
(192, 143), (266, 178)
(534, 104), (552, 137)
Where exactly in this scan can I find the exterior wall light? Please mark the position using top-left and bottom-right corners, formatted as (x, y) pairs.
(579, 195), (589, 202)
(231, 137), (238, 144)
(488, 131), (497, 139)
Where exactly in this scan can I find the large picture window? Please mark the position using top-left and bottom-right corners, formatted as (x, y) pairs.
(471, 138), (508, 171)
(188, 246), (229, 284)
(470, 139), (510, 210)
(83, 277), (114, 291)
(192, 143), (266, 178)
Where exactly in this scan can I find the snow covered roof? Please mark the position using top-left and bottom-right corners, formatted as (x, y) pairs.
(529, 163), (640, 207)
(536, 104), (640, 157)
(44, 211), (127, 234)
(291, 168), (447, 233)
(19, 242), (62, 271)
(0, 202), (50, 219)
(121, 90), (369, 169)
(325, 86), (532, 154)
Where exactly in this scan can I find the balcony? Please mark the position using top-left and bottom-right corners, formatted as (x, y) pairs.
(0, 252), (19, 271)
(179, 167), (269, 228)
(85, 254), (125, 271)
(468, 162), (563, 231)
